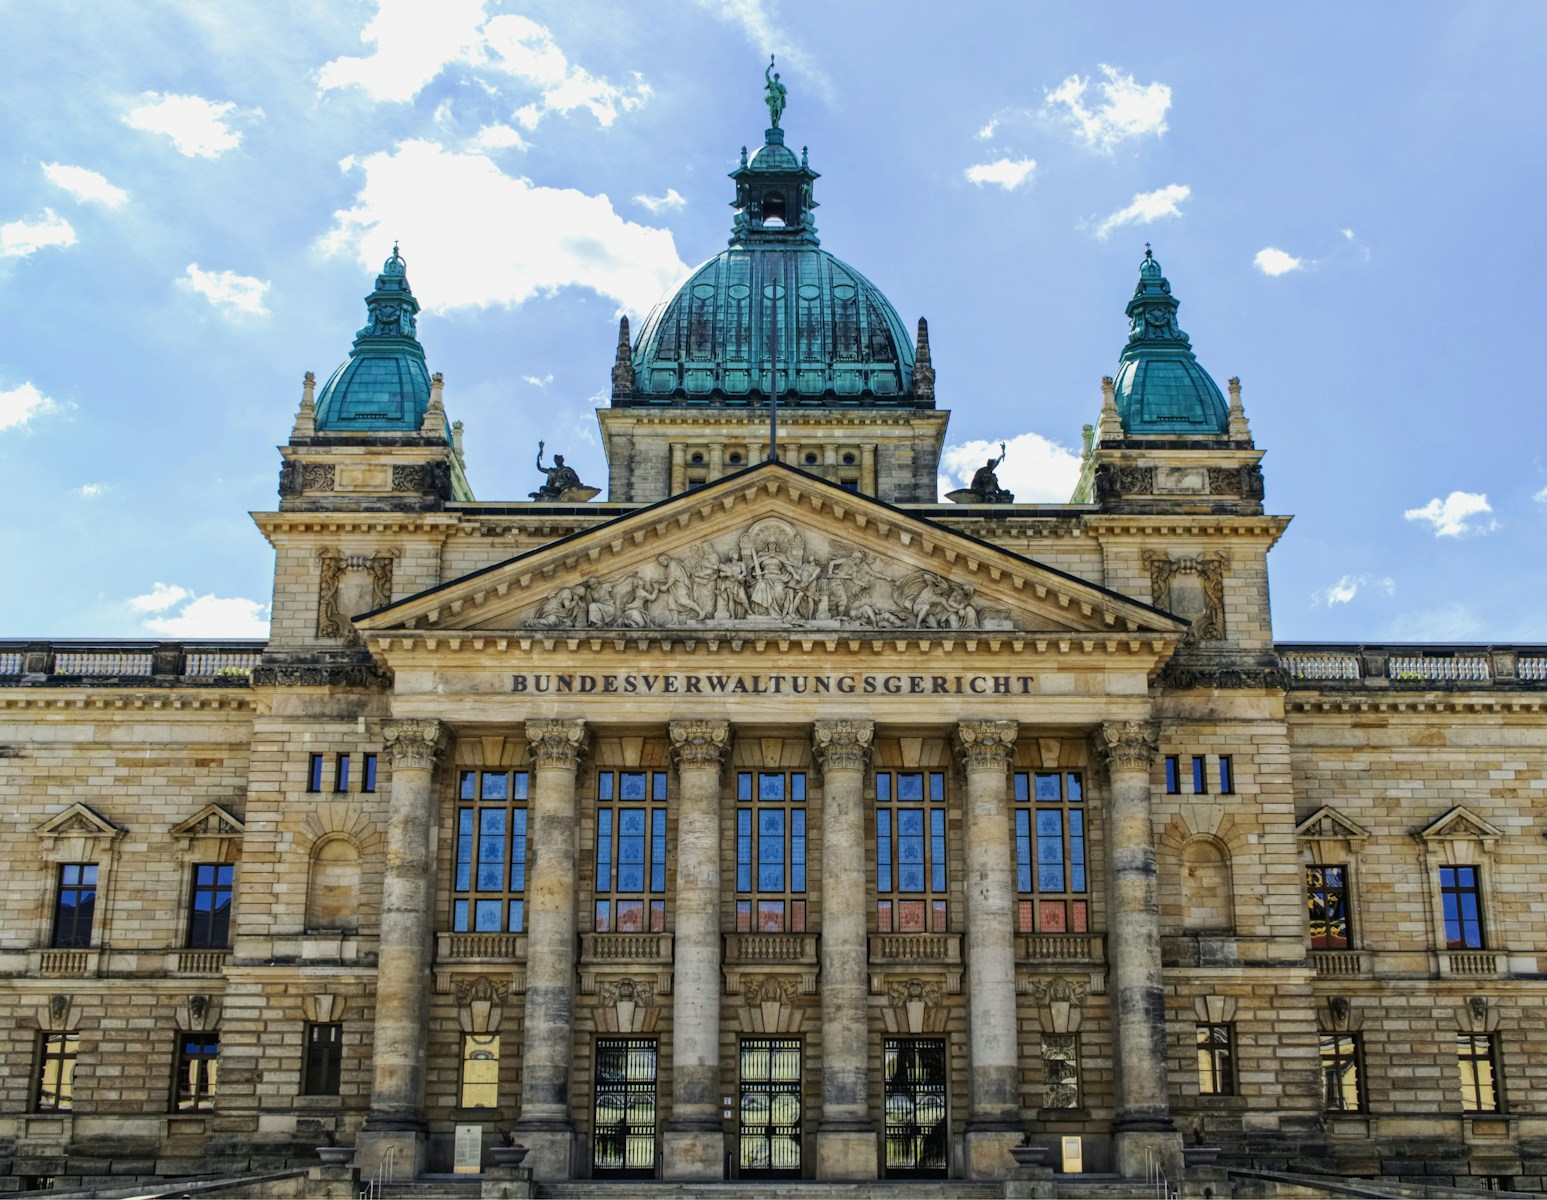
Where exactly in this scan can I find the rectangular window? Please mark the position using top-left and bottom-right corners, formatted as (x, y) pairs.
(362, 754), (378, 793)
(1458, 1033), (1500, 1112)
(1041, 1034), (1081, 1109)
(1013, 772), (1087, 934)
(595, 770), (669, 934)
(1218, 756), (1234, 794)
(1306, 865), (1351, 950)
(52, 864), (98, 948)
(307, 754), (324, 793)
(1196, 1024), (1235, 1096)
(1320, 1032), (1363, 1111)
(302, 1023), (343, 1096)
(460, 1033), (500, 1109)
(452, 770), (530, 933)
(1441, 866), (1485, 949)
(34, 1032), (78, 1112)
(1192, 755), (1208, 794)
(334, 754), (351, 793)
(735, 772), (807, 933)
(875, 771), (948, 934)
(174, 1033), (219, 1111)
(187, 864), (234, 949)
(1164, 756), (1179, 794)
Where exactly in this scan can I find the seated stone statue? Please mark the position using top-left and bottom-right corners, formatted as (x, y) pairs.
(529, 440), (586, 501)
(968, 441), (1015, 503)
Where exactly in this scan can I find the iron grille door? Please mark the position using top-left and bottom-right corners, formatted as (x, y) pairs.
(739, 1037), (802, 1177)
(593, 1037), (658, 1177)
(884, 1037), (949, 1177)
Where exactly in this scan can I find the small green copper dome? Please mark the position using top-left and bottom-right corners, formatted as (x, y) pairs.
(315, 246), (434, 433)
(1112, 247), (1229, 435)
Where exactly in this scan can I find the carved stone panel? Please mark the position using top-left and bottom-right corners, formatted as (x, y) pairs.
(1144, 551), (1226, 640)
(317, 549), (396, 640)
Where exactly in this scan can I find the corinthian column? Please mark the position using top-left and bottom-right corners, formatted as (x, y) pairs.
(811, 719), (876, 1180)
(953, 719), (1021, 1179)
(513, 718), (590, 1182)
(663, 719), (732, 1180)
(358, 718), (448, 1178)
(1096, 719), (1180, 1179)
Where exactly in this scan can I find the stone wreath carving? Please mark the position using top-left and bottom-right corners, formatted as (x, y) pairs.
(1143, 551), (1226, 641)
(525, 517), (1015, 632)
(317, 548), (397, 640)
(743, 975), (801, 1004)
(886, 978), (943, 1009)
(598, 978), (654, 1009)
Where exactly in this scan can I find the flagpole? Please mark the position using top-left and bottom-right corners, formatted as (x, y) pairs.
(767, 250), (780, 463)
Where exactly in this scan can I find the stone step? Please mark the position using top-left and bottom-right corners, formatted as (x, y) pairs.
(537, 1183), (1004, 1200)
(381, 1178), (485, 1199)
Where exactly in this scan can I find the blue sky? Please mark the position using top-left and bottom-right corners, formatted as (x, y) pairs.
(2, 0), (1545, 643)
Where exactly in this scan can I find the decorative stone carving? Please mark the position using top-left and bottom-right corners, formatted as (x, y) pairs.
(1144, 550), (1226, 640)
(741, 974), (805, 1033)
(885, 978), (944, 1034)
(317, 549), (396, 640)
(811, 719), (874, 773)
(390, 462), (452, 498)
(303, 993), (342, 1024)
(598, 977), (654, 1033)
(1095, 720), (1158, 772)
(524, 718), (590, 769)
(744, 975), (800, 1004)
(525, 516), (1013, 632)
(1156, 663), (1287, 690)
(456, 975), (508, 1034)
(382, 719), (448, 771)
(668, 719), (732, 768)
(1206, 468), (1243, 497)
(1029, 976), (1086, 1034)
(1093, 464), (1157, 504)
(952, 719), (1017, 770)
(48, 994), (70, 1026)
(182, 994), (218, 1030)
(1460, 996), (1498, 1033)
(250, 660), (391, 689)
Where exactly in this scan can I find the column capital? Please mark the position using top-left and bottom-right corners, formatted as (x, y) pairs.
(524, 718), (590, 769)
(811, 719), (874, 773)
(382, 719), (448, 771)
(952, 719), (1018, 771)
(1096, 719), (1159, 772)
(668, 719), (732, 768)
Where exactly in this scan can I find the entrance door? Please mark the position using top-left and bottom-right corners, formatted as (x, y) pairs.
(739, 1037), (802, 1177)
(884, 1037), (949, 1177)
(593, 1037), (657, 1177)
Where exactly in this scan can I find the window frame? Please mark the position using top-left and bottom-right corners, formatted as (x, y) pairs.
(1306, 863), (1352, 951)
(173, 1032), (220, 1111)
(452, 769), (532, 934)
(1218, 755), (1234, 794)
(1439, 865), (1486, 950)
(735, 771), (808, 934)
(301, 1022), (343, 1097)
(333, 754), (351, 793)
(1319, 1031), (1364, 1112)
(1196, 1023), (1235, 1096)
(1191, 755), (1208, 795)
(1040, 1032), (1081, 1110)
(1163, 755), (1180, 794)
(1457, 1032), (1502, 1113)
(34, 1031), (79, 1113)
(307, 754), (325, 793)
(593, 769), (670, 934)
(186, 863), (235, 949)
(1012, 770), (1088, 936)
(874, 770), (949, 934)
(51, 863), (98, 949)
(362, 753), (378, 794)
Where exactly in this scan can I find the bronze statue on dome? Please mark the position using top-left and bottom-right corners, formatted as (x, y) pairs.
(529, 441), (599, 502)
(946, 441), (1016, 504)
(764, 56), (787, 128)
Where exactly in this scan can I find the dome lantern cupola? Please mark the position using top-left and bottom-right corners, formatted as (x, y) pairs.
(728, 57), (820, 247)
(1111, 245), (1230, 436)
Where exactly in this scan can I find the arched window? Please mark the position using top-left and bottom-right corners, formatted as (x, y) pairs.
(306, 837), (361, 933)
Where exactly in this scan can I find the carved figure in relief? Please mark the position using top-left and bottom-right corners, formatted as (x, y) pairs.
(943, 584), (980, 629)
(746, 537), (791, 617)
(531, 584), (584, 628)
(785, 557), (822, 620)
(713, 553), (749, 620)
(692, 551), (722, 618)
(657, 554), (706, 620)
(586, 580), (618, 627)
(616, 574), (658, 628)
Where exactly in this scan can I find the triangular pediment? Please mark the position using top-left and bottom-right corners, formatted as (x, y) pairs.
(36, 802), (122, 841)
(1419, 806), (1502, 845)
(1295, 806), (1369, 844)
(356, 463), (1187, 644)
(170, 803), (245, 842)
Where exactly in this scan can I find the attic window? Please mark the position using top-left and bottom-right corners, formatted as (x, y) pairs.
(842, 453), (856, 466)
(728, 453), (743, 465)
(690, 452), (705, 465)
(804, 453), (818, 465)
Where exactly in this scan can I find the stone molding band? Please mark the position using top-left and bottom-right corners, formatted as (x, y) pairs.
(668, 719), (733, 767)
(951, 719), (1018, 770)
(524, 718), (591, 768)
(381, 718), (448, 770)
(810, 719), (874, 772)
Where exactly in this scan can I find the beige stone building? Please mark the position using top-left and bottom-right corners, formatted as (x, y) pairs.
(2, 107), (1546, 1197)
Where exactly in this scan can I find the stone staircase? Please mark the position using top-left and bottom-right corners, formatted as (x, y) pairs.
(537, 1184), (1005, 1200)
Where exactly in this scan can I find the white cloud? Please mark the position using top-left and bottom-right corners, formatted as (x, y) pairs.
(123, 92), (251, 158)
(522, 374), (554, 388)
(0, 381), (63, 431)
(321, 139), (687, 316)
(1534, 485), (1547, 506)
(131, 584), (270, 637)
(1403, 491), (1497, 538)
(180, 263), (271, 317)
(320, 2), (650, 129)
(1254, 247), (1304, 276)
(1341, 228), (1355, 240)
(693, 0), (834, 103)
(473, 122), (529, 151)
(634, 188), (686, 214)
(1, 209), (77, 257)
(41, 163), (129, 208)
(938, 433), (1083, 503)
(1045, 64), (1171, 151)
(75, 483), (108, 499)
(1311, 574), (1395, 607)
(1093, 184), (1189, 239)
(965, 157), (1037, 191)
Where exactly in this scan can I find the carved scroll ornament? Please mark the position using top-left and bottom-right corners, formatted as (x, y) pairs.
(382, 719), (448, 771)
(811, 719), (874, 773)
(668, 719), (731, 768)
(952, 719), (1018, 770)
(524, 718), (590, 769)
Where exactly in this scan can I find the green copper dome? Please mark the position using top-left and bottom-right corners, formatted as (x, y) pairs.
(622, 112), (921, 407)
(315, 246), (435, 433)
(1112, 246), (1229, 435)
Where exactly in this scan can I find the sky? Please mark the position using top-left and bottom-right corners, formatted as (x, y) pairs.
(2, 0), (1545, 644)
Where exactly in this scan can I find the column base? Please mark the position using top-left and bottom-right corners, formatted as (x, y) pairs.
(305, 1164), (362, 1200)
(662, 1125), (724, 1180)
(480, 1165), (535, 1199)
(964, 1121), (1024, 1180)
(1114, 1125), (1183, 1181)
(508, 1124), (575, 1182)
(816, 1123), (877, 1180)
(354, 1127), (425, 1182)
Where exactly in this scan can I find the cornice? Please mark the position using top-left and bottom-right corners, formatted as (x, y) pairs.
(0, 692), (254, 712)
(1083, 514), (1292, 540)
(1286, 695), (1547, 716)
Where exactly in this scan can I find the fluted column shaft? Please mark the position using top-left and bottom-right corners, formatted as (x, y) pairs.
(812, 720), (876, 1179)
(366, 719), (448, 1128)
(953, 720), (1021, 1126)
(515, 719), (590, 1137)
(663, 719), (732, 1180)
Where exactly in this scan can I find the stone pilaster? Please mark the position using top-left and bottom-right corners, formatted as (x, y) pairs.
(662, 719), (733, 1180)
(357, 718), (448, 1179)
(953, 719), (1022, 1179)
(512, 718), (590, 1181)
(1096, 719), (1181, 1180)
(811, 719), (877, 1180)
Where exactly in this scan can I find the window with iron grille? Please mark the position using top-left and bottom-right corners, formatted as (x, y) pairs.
(593, 1037), (658, 1176)
(187, 864), (234, 949)
(875, 771), (947, 934)
(739, 1037), (802, 1176)
(1013, 772), (1087, 935)
(452, 770), (530, 933)
(302, 1023), (343, 1096)
(52, 864), (98, 948)
(1041, 1034), (1081, 1109)
(594, 771), (668, 933)
(735, 772), (806, 933)
(1306, 864), (1351, 950)
(34, 1032), (78, 1112)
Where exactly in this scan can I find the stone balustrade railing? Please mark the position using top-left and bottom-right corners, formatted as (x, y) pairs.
(1278, 644), (1547, 688)
(0, 639), (266, 685)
